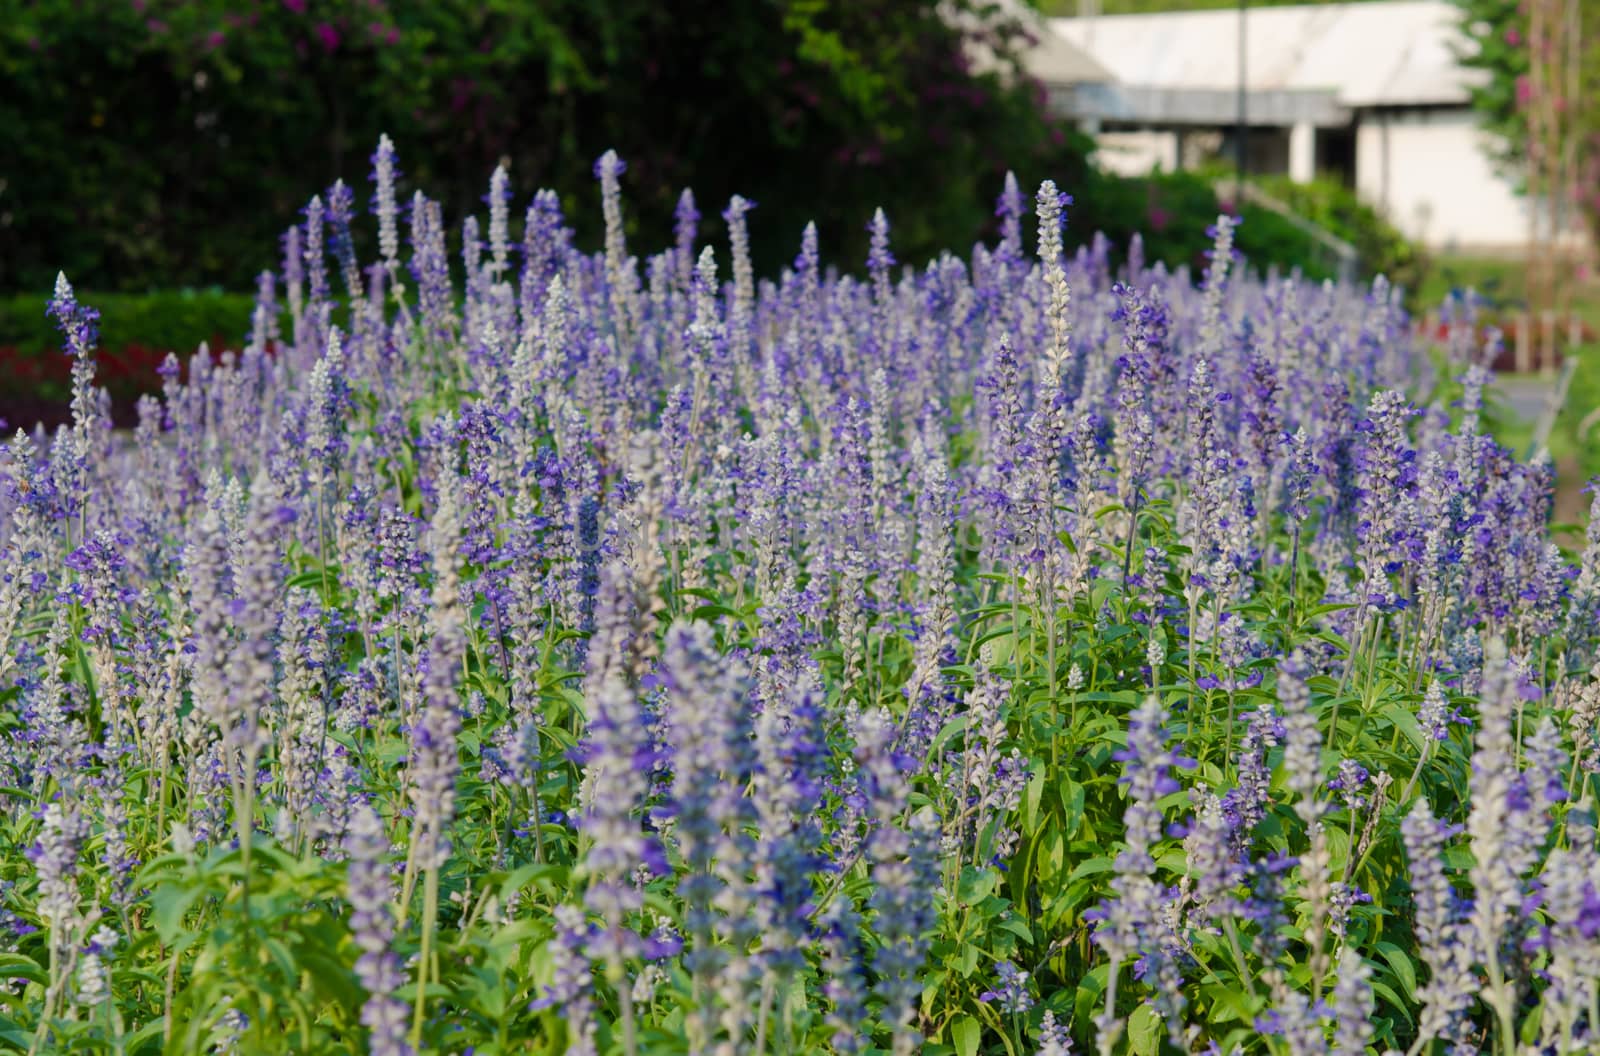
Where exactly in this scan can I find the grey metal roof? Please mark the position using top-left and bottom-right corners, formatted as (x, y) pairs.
(1020, 20), (1115, 85)
(1046, 1), (1483, 108)
(960, 0), (1113, 85)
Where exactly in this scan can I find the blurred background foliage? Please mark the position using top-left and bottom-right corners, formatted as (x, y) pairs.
(1, 0), (1099, 294)
(0, 0), (1392, 296)
(1455, 0), (1599, 249)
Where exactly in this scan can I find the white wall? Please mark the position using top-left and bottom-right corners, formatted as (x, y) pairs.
(1354, 108), (1549, 252)
(1094, 130), (1180, 176)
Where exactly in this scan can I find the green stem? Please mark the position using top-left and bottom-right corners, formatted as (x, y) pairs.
(411, 866), (439, 1047)
(754, 975), (775, 1056)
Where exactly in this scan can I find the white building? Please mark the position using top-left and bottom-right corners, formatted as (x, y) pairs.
(1036, 1), (1558, 253)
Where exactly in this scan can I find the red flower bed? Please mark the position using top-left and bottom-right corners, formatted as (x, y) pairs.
(1415, 314), (1597, 372)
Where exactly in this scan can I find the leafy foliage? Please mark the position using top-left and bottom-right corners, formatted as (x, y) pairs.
(0, 0), (1090, 293)
(1252, 175), (1430, 297)
(1453, 0), (1600, 250)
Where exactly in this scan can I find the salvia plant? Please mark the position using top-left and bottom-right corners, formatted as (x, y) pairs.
(2, 134), (1599, 1056)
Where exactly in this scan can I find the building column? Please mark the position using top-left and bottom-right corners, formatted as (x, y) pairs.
(1289, 121), (1316, 183)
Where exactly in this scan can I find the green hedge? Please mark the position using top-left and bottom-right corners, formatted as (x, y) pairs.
(1253, 174), (1430, 295)
(1073, 167), (1341, 281)
(0, 289), (255, 357)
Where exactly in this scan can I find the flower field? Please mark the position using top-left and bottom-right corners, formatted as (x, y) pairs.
(5, 136), (1600, 1056)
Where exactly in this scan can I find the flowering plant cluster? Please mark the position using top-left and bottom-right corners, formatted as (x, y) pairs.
(4, 136), (1600, 1056)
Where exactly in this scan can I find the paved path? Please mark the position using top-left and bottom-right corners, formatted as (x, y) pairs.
(1496, 373), (1559, 424)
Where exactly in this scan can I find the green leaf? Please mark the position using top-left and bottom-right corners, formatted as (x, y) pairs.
(0, 954), (44, 986)
(1128, 1003), (1162, 1056)
(690, 603), (744, 623)
(1367, 979), (1413, 1028)
(1057, 777), (1086, 839)
(1520, 1000), (1543, 1045)
(997, 917), (1033, 944)
(1022, 769), (1046, 834)
(1067, 856), (1114, 882)
(932, 715), (970, 759)
(957, 866), (997, 906)
(951, 1014), (981, 1056)
(1374, 941), (1417, 1002)
(1378, 702), (1427, 753)
(151, 882), (204, 944)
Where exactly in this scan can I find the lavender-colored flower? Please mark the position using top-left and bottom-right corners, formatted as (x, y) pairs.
(45, 273), (100, 358)
(1354, 389), (1419, 611)
(1199, 215), (1238, 358)
(1221, 705), (1279, 848)
(28, 800), (86, 930)
(1283, 426), (1316, 525)
(1329, 948), (1374, 1056)
(304, 193), (330, 316)
(576, 559), (658, 967)
(410, 192), (456, 348)
(1035, 1009), (1074, 1055)
(978, 960), (1034, 1015)
(1036, 180), (1073, 382)
(1418, 678), (1454, 742)
(947, 667), (1027, 864)
(408, 466), (465, 872)
(370, 134), (402, 274)
(1091, 697), (1192, 1040)
(994, 170), (1026, 265)
(1327, 758), (1370, 811)
(1185, 787), (1243, 914)
(657, 620), (752, 1039)
(674, 188), (700, 279)
(595, 150), (640, 340)
(1276, 651), (1323, 816)
(818, 897), (868, 1054)
(325, 179), (360, 296)
(345, 804), (412, 1056)
(1403, 797), (1473, 1046)
(531, 904), (597, 1055)
(486, 162), (512, 279)
(73, 925), (117, 1009)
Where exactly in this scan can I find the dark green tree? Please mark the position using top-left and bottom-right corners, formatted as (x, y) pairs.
(0, 0), (1091, 292)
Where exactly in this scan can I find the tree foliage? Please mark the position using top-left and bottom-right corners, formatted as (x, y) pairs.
(1454, 0), (1600, 254)
(0, 0), (1092, 292)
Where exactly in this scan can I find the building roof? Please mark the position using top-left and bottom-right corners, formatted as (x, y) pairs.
(961, 0), (1113, 85)
(1021, 19), (1115, 85)
(1048, 1), (1482, 108)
